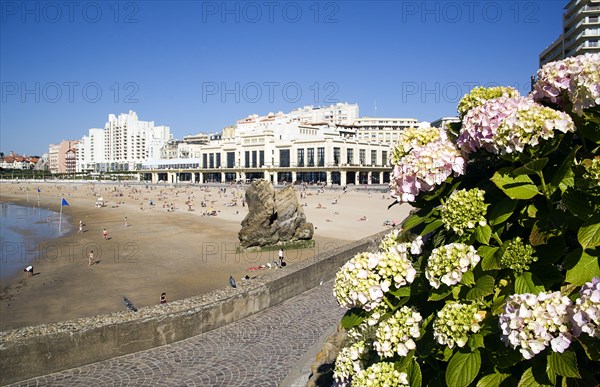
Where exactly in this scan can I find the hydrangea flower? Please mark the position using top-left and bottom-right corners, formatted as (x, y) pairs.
(390, 138), (465, 203)
(532, 53), (600, 115)
(333, 340), (368, 386)
(334, 249), (416, 311)
(441, 188), (488, 235)
(499, 291), (573, 359)
(425, 243), (480, 288)
(458, 96), (574, 155)
(334, 252), (386, 311)
(433, 302), (483, 349)
(391, 124), (443, 164)
(352, 362), (409, 387)
(500, 237), (537, 273)
(572, 277), (600, 339)
(457, 86), (520, 118)
(374, 306), (422, 358)
(583, 157), (600, 187)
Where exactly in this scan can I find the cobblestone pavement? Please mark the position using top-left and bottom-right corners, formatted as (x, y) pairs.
(9, 281), (344, 387)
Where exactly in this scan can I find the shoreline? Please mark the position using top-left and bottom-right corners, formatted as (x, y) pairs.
(0, 181), (411, 329)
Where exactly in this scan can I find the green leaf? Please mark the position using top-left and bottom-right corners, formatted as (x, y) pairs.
(389, 286), (411, 298)
(467, 334), (485, 350)
(515, 272), (545, 294)
(514, 158), (548, 175)
(475, 224), (492, 245)
(488, 198), (517, 226)
(445, 349), (481, 387)
(578, 213), (600, 250)
(478, 246), (501, 271)
(421, 219), (444, 236)
(547, 350), (581, 379)
(405, 358), (422, 387)
(402, 208), (434, 232)
(460, 270), (475, 286)
(429, 287), (452, 301)
(578, 334), (600, 361)
(476, 372), (510, 387)
(340, 308), (367, 329)
(563, 189), (597, 221)
(491, 169), (540, 200)
(529, 221), (560, 247)
(549, 147), (578, 195)
(565, 249), (600, 286)
(466, 275), (495, 300)
(518, 367), (553, 387)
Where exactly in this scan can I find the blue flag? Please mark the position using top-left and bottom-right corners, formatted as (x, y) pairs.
(61, 198), (69, 206)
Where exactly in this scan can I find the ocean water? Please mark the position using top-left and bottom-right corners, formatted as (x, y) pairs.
(0, 203), (71, 281)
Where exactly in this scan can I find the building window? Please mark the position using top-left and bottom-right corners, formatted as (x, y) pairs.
(307, 148), (314, 167)
(333, 147), (340, 166)
(382, 151), (388, 167)
(252, 151), (257, 168)
(359, 149), (366, 165)
(216, 153), (221, 168)
(209, 154), (214, 168)
(317, 147), (325, 167)
(202, 154), (207, 168)
(280, 149), (290, 167)
(297, 148), (304, 167)
(259, 150), (264, 167)
(347, 148), (354, 165)
(371, 150), (377, 166)
(245, 151), (250, 168)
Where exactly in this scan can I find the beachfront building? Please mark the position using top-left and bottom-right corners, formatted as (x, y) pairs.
(48, 140), (79, 174)
(139, 103), (419, 186)
(431, 117), (461, 130)
(539, 0), (600, 66)
(74, 111), (172, 173)
(349, 117), (420, 146)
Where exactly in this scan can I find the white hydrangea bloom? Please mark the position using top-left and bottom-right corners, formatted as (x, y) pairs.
(572, 277), (600, 339)
(333, 340), (368, 386)
(425, 243), (480, 289)
(374, 306), (422, 358)
(499, 291), (573, 359)
(352, 362), (409, 387)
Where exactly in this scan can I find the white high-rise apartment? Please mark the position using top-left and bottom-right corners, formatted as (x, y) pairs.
(77, 128), (105, 173)
(540, 0), (600, 66)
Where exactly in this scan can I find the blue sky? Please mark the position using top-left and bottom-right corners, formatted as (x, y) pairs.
(1, 0), (566, 156)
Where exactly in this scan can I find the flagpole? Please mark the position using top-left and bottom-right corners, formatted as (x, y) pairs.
(26, 188), (29, 203)
(37, 189), (40, 207)
(59, 199), (63, 234)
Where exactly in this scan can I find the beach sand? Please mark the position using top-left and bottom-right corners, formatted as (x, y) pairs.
(0, 181), (412, 329)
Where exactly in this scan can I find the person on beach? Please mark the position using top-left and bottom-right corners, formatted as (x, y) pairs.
(78, 220), (84, 234)
(160, 292), (167, 304)
(88, 251), (94, 266)
(278, 248), (285, 267)
(24, 265), (33, 277)
(124, 216), (128, 227)
(103, 228), (109, 240)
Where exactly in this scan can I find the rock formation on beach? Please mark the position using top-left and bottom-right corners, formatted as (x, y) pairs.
(238, 180), (314, 248)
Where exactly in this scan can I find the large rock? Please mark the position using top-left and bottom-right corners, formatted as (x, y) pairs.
(238, 180), (314, 248)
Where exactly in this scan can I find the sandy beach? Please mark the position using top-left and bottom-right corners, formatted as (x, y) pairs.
(0, 181), (412, 329)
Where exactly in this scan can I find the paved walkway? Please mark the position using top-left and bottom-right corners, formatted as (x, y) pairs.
(8, 281), (344, 387)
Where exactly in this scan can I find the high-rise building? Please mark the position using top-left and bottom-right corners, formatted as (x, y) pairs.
(540, 0), (600, 66)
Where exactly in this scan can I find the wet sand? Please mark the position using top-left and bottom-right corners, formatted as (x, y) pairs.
(0, 181), (411, 329)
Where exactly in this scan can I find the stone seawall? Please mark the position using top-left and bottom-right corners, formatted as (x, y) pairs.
(0, 230), (388, 385)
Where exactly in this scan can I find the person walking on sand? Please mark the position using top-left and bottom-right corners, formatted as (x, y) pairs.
(103, 228), (108, 240)
(88, 250), (94, 266)
(78, 220), (84, 234)
(160, 292), (167, 304)
(278, 248), (285, 266)
(24, 265), (33, 277)
(124, 216), (128, 227)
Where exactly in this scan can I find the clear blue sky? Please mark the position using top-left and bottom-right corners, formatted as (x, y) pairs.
(1, 0), (566, 156)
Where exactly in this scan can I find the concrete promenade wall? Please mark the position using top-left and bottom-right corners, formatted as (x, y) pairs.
(0, 230), (388, 385)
